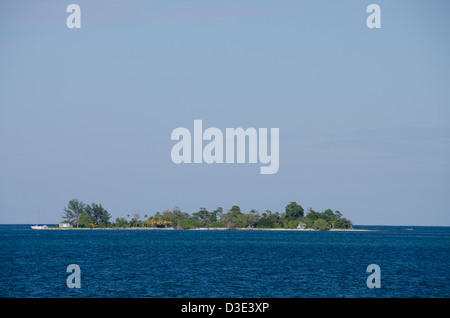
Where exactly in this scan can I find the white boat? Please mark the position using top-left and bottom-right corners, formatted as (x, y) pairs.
(31, 225), (48, 230)
(31, 210), (48, 229)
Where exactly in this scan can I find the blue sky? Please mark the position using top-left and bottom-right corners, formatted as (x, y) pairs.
(1, 1), (449, 225)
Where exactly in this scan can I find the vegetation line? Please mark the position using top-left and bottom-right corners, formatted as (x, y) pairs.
(60, 199), (353, 231)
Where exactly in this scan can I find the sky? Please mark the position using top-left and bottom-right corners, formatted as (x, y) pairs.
(0, 0), (449, 225)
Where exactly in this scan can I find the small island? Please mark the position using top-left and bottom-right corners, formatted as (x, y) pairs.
(55, 199), (355, 231)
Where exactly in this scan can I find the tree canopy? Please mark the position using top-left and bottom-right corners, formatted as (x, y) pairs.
(285, 202), (304, 221)
(62, 199), (111, 228)
(60, 199), (353, 230)
(62, 199), (86, 228)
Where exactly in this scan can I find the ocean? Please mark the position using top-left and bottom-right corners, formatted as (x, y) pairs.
(0, 225), (449, 298)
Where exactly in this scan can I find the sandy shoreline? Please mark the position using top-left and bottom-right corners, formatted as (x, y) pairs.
(46, 227), (372, 231)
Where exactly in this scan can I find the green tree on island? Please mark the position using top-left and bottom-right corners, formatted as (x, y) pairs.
(284, 202), (304, 221)
(192, 207), (214, 228)
(312, 219), (330, 231)
(221, 205), (243, 229)
(257, 210), (282, 228)
(304, 208), (353, 230)
(84, 203), (111, 227)
(62, 199), (111, 228)
(62, 199), (86, 228)
(78, 213), (95, 228)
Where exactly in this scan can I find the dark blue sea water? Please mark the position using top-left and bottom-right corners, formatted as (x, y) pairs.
(0, 225), (449, 298)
